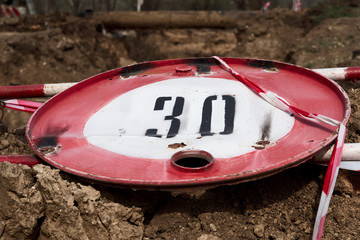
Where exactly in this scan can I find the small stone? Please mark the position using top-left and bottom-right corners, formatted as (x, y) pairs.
(209, 223), (217, 232)
(1, 139), (9, 148)
(294, 220), (301, 225)
(187, 221), (201, 230)
(249, 218), (256, 225)
(254, 224), (265, 238)
(0, 123), (8, 134)
(197, 234), (220, 240)
(56, 37), (74, 51)
(269, 232), (285, 240)
(304, 225), (311, 234)
(335, 171), (354, 195)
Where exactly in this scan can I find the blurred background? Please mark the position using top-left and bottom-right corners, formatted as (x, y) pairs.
(0, 0), (359, 15)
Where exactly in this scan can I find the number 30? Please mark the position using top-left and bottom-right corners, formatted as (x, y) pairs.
(146, 95), (235, 138)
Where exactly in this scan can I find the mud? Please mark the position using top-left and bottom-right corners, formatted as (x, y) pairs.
(1, 9), (360, 239)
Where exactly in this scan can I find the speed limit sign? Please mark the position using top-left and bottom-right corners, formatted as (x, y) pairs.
(26, 57), (349, 190)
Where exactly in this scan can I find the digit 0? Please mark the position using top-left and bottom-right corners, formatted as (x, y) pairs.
(199, 95), (235, 136)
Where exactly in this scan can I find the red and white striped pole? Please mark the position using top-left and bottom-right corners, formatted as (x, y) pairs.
(311, 143), (360, 172)
(0, 67), (359, 100)
(313, 67), (360, 81)
(0, 82), (77, 99)
(313, 143), (360, 162)
(0, 5), (21, 18)
(0, 155), (41, 166)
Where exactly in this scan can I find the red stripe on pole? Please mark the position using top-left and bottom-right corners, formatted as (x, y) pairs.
(0, 155), (42, 166)
(0, 84), (45, 98)
(1, 7), (5, 17)
(5, 7), (13, 18)
(345, 67), (360, 80)
(11, 7), (20, 17)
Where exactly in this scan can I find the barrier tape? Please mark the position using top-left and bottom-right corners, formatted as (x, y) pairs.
(212, 56), (346, 240)
(3, 99), (42, 113)
(313, 123), (346, 239)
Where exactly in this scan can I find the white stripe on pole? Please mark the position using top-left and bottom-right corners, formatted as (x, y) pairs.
(313, 143), (360, 161)
(43, 82), (77, 96)
(313, 68), (347, 81)
(339, 161), (360, 171)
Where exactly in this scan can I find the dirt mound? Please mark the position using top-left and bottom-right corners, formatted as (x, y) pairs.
(0, 19), (133, 87)
(235, 8), (313, 61)
(0, 162), (144, 239)
(0, 124), (32, 155)
(291, 17), (360, 68)
(1, 9), (360, 239)
(123, 9), (312, 62)
(1, 157), (359, 239)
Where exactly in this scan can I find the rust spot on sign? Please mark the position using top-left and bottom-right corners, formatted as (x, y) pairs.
(38, 146), (56, 154)
(168, 142), (187, 149)
(252, 140), (271, 150)
(38, 145), (62, 156)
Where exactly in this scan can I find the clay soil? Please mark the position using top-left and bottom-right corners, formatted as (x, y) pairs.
(1, 9), (360, 239)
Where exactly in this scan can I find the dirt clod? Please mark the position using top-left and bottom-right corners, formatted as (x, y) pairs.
(254, 223), (265, 237)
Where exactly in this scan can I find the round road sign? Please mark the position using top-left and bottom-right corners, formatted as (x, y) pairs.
(26, 58), (350, 190)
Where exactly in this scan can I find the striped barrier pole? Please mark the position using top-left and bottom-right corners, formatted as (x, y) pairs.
(0, 67), (359, 99)
(313, 67), (360, 81)
(0, 82), (77, 99)
(0, 5), (21, 18)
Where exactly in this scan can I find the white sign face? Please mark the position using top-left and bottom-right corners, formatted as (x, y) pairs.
(83, 77), (295, 159)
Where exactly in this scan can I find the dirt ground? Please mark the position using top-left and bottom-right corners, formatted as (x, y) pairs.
(1, 9), (360, 239)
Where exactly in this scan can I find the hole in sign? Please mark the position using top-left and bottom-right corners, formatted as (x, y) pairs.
(171, 150), (214, 171)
